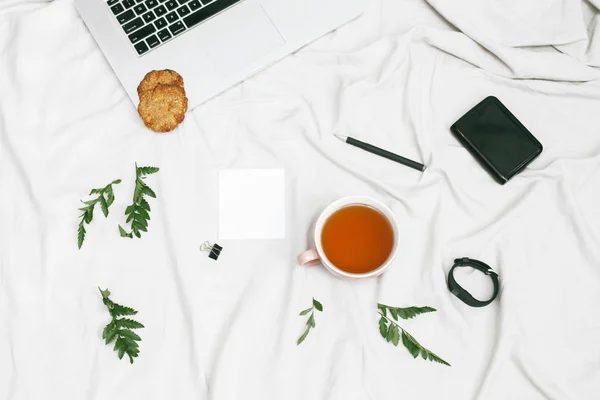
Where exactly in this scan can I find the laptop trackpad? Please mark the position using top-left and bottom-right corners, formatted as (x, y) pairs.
(205, 3), (285, 78)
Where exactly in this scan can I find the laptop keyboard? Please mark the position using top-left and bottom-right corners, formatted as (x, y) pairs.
(106, 0), (243, 56)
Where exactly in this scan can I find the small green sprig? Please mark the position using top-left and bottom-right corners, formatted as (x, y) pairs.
(377, 303), (450, 366)
(297, 298), (323, 345)
(119, 164), (159, 239)
(99, 287), (144, 364)
(77, 179), (121, 249)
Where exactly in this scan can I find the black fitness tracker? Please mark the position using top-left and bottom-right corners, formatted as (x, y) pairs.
(447, 258), (499, 307)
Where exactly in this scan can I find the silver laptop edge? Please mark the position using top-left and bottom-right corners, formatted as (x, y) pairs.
(75, 0), (364, 109)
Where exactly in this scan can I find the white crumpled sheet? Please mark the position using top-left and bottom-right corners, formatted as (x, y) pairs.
(1, 0), (600, 399)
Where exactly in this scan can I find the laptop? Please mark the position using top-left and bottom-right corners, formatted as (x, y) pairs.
(75, 0), (364, 109)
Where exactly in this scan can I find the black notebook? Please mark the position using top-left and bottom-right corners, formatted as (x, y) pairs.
(450, 96), (543, 184)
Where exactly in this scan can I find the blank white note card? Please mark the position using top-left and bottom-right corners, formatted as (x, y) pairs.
(218, 169), (286, 240)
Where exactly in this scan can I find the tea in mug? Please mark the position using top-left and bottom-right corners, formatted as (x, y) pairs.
(321, 204), (394, 274)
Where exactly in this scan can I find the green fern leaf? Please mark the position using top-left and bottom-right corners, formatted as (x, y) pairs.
(379, 316), (388, 338)
(77, 222), (86, 249)
(84, 207), (94, 224)
(134, 179), (146, 200)
(312, 298), (323, 312)
(118, 329), (141, 341)
(117, 343), (126, 360)
(99, 196), (109, 217)
(386, 324), (395, 343)
(378, 304), (387, 318)
(307, 314), (316, 328)
(105, 329), (118, 345)
(102, 324), (111, 339)
(127, 348), (139, 358)
(99, 289), (143, 363)
(77, 179), (120, 248)
(136, 224), (148, 233)
(141, 186), (156, 198)
(126, 213), (134, 224)
(110, 303), (137, 317)
(139, 198), (151, 211)
(391, 325), (400, 346)
(118, 225), (132, 238)
(395, 306), (436, 320)
(378, 303), (450, 366)
(137, 166), (160, 176)
(427, 352), (451, 366)
(103, 322), (118, 343)
(401, 331), (420, 358)
(297, 327), (310, 345)
(116, 318), (145, 330)
(401, 331), (450, 366)
(106, 191), (115, 207)
(299, 307), (312, 316)
(120, 337), (139, 350)
(119, 164), (158, 240)
(133, 214), (148, 229)
(98, 287), (111, 299)
(297, 298), (323, 345)
(136, 207), (150, 221)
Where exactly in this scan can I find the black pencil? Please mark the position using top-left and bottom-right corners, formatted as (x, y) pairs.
(334, 134), (426, 172)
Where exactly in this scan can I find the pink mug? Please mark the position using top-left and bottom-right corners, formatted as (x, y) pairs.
(297, 196), (400, 279)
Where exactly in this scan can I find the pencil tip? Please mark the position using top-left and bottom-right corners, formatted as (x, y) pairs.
(333, 133), (347, 142)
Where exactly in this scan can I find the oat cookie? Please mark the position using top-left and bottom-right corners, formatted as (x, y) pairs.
(137, 84), (188, 133)
(137, 69), (184, 96)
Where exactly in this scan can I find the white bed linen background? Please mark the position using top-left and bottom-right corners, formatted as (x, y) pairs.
(1, 0), (600, 399)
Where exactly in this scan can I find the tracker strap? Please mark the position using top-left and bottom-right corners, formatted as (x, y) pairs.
(447, 258), (499, 307)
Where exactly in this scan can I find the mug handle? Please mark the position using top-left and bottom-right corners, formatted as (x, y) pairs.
(297, 249), (321, 266)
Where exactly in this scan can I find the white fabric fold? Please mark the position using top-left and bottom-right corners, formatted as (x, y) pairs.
(1, 0), (599, 399)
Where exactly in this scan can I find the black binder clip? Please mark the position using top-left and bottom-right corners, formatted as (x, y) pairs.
(200, 241), (223, 261)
